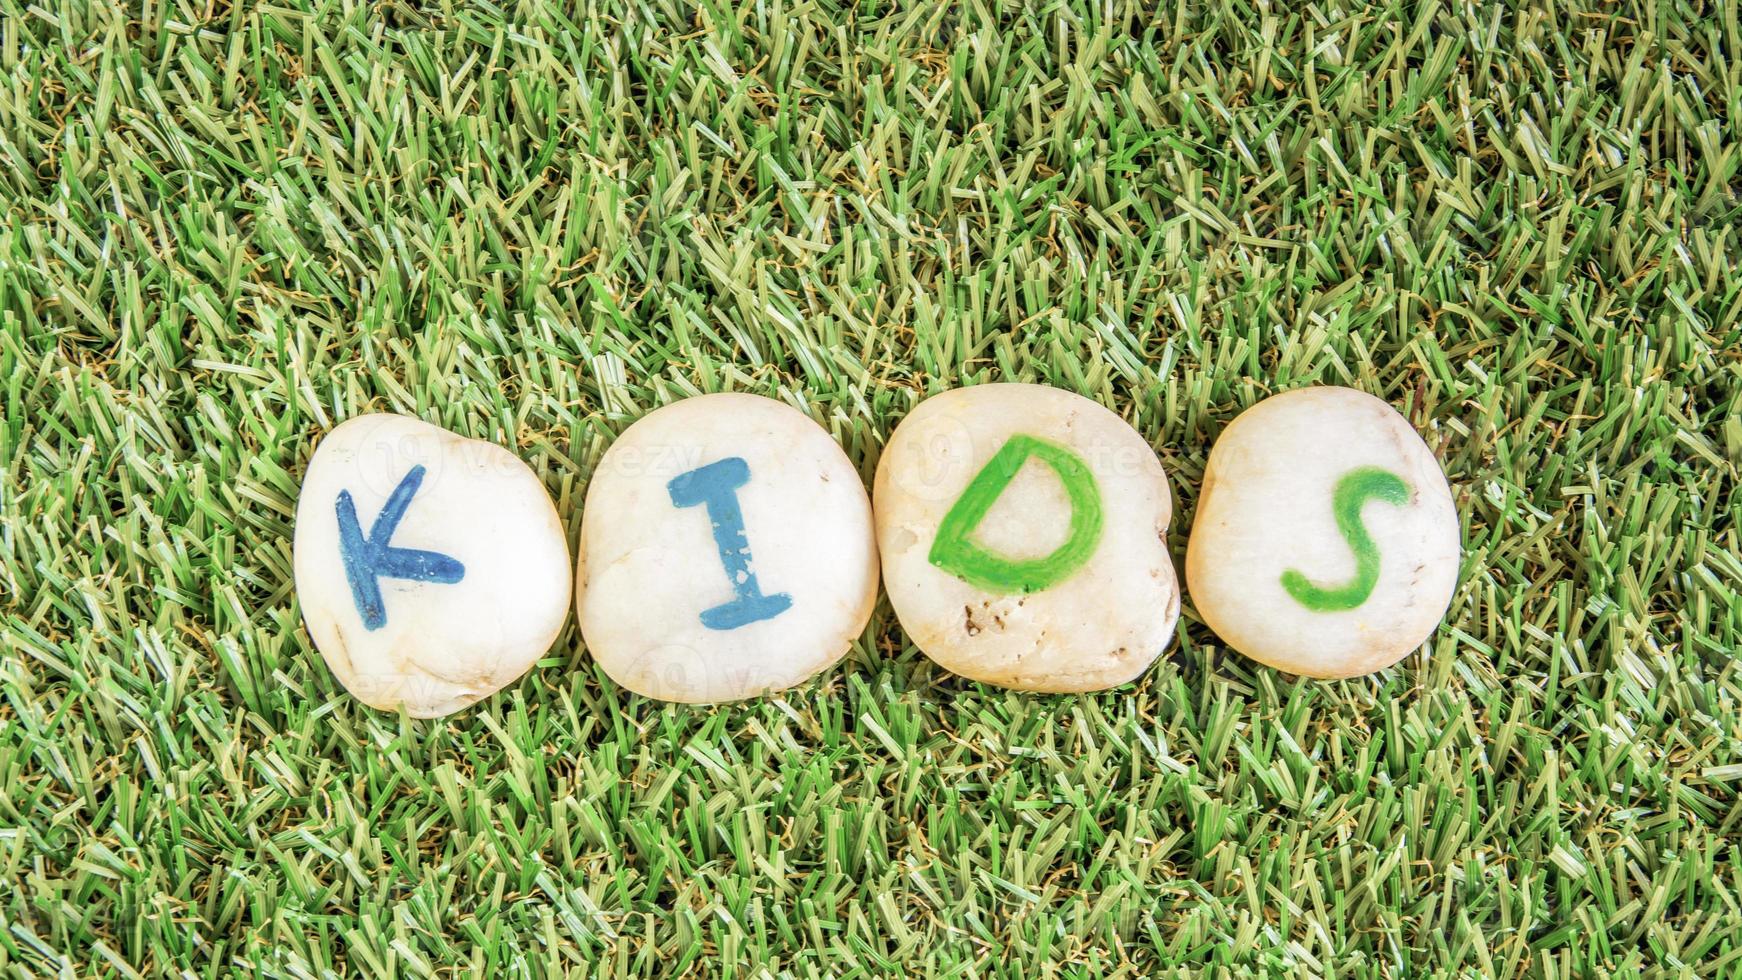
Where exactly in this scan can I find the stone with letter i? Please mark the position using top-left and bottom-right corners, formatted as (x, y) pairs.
(668, 456), (793, 630)
(574, 392), (880, 703)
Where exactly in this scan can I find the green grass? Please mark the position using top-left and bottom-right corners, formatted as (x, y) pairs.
(2, 0), (1740, 975)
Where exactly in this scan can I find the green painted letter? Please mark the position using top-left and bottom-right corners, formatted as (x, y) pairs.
(1281, 466), (1411, 612)
(928, 434), (1103, 593)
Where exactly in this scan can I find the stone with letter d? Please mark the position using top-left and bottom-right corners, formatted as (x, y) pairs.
(874, 383), (1180, 692)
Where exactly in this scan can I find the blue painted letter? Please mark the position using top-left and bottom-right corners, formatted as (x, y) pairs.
(336, 464), (466, 630)
(667, 457), (792, 630)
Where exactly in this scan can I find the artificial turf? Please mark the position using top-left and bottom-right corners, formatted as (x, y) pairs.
(2, 0), (1740, 975)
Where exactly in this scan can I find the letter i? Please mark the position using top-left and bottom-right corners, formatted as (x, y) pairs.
(667, 457), (793, 630)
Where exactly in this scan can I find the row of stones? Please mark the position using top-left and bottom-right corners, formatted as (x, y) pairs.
(294, 385), (1459, 717)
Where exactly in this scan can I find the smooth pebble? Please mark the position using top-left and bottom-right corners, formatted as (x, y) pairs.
(294, 414), (572, 717)
(1185, 386), (1460, 678)
(874, 383), (1180, 692)
(576, 393), (878, 702)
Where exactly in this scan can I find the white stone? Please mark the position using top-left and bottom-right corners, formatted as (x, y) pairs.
(293, 414), (571, 717)
(874, 384), (1180, 691)
(575, 393), (878, 702)
(1185, 386), (1460, 678)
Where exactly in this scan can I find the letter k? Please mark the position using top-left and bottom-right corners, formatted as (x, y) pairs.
(336, 464), (466, 631)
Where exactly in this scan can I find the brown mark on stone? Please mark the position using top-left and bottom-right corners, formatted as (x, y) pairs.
(326, 626), (357, 678)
